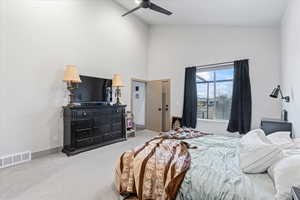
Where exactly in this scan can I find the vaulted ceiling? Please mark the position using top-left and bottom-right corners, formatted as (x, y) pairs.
(114, 0), (288, 26)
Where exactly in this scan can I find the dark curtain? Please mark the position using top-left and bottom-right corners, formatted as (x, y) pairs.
(182, 67), (197, 128)
(227, 59), (252, 134)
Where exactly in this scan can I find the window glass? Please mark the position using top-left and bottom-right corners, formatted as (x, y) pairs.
(196, 66), (234, 120)
(216, 68), (234, 81)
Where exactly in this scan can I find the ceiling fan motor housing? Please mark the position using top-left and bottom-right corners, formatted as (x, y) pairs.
(141, 0), (151, 8)
(122, 0), (172, 17)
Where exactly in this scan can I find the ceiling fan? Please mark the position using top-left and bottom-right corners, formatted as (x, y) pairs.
(122, 0), (173, 17)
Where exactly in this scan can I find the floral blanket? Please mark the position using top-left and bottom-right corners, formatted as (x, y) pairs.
(115, 129), (210, 200)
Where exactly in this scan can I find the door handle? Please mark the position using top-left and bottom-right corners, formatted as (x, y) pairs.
(158, 108), (162, 111)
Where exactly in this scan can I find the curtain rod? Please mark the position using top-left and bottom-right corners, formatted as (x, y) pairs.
(195, 59), (249, 69)
(197, 61), (233, 69)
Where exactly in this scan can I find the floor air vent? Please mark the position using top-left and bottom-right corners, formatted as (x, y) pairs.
(0, 151), (31, 169)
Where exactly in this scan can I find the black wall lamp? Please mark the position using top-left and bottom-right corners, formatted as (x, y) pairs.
(270, 85), (290, 102)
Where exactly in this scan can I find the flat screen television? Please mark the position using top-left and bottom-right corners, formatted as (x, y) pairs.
(74, 75), (112, 103)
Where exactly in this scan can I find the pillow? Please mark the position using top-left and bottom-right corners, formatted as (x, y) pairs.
(241, 129), (272, 146)
(268, 155), (300, 200)
(267, 131), (293, 145)
(282, 149), (300, 157)
(240, 129), (282, 174)
(267, 132), (298, 151)
(294, 138), (300, 149)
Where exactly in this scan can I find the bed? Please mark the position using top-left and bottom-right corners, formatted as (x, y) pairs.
(176, 135), (275, 200)
(116, 132), (282, 200)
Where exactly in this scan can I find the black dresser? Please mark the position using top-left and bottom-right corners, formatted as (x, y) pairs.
(62, 104), (126, 156)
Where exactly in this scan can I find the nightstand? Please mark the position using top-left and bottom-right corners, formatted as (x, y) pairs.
(260, 118), (293, 138)
(292, 187), (300, 200)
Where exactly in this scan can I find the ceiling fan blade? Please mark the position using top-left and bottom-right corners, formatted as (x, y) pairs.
(149, 3), (172, 15)
(122, 6), (142, 17)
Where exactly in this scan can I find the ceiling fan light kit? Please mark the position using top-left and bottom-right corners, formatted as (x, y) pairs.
(135, 0), (142, 4)
(122, 0), (173, 17)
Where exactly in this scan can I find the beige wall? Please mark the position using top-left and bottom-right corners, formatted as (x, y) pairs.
(147, 25), (282, 132)
(0, 0), (149, 156)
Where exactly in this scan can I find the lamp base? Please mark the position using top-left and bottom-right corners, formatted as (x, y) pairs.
(283, 96), (290, 103)
(114, 87), (122, 105)
(67, 102), (81, 107)
(67, 82), (78, 105)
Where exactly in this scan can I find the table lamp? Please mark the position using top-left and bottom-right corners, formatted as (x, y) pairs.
(63, 65), (81, 105)
(112, 74), (124, 105)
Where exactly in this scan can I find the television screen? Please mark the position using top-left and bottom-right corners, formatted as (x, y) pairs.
(74, 75), (112, 103)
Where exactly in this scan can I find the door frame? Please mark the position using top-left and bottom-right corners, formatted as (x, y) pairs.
(131, 78), (171, 131)
(131, 78), (148, 129)
(161, 79), (171, 131)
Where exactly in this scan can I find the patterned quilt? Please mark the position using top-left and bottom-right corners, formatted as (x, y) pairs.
(115, 129), (210, 200)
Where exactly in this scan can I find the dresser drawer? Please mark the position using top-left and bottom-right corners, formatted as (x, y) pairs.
(72, 110), (92, 120)
(94, 116), (111, 125)
(111, 114), (122, 123)
(94, 124), (111, 135)
(103, 131), (122, 141)
(112, 122), (122, 131)
(75, 138), (93, 148)
(72, 120), (93, 130)
(91, 108), (112, 116)
(93, 135), (104, 145)
(111, 131), (123, 139)
(75, 129), (93, 139)
(111, 107), (124, 114)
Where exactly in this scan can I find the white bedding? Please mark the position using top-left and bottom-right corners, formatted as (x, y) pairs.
(246, 173), (276, 200)
(240, 129), (300, 200)
(176, 135), (276, 200)
(239, 129), (282, 173)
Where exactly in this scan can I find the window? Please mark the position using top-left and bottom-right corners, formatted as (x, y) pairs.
(196, 65), (234, 120)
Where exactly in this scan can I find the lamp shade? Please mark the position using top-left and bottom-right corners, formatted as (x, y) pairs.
(63, 65), (82, 83)
(270, 85), (280, 98)
(112, 74), (124, 87)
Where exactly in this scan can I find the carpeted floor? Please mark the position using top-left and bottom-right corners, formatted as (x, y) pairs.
(0, 130), (158, 200)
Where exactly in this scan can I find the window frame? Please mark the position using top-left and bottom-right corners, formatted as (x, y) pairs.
(196, 64), (234, 121)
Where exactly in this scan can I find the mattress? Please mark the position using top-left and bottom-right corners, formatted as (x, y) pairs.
(176, 135), (275, 200)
